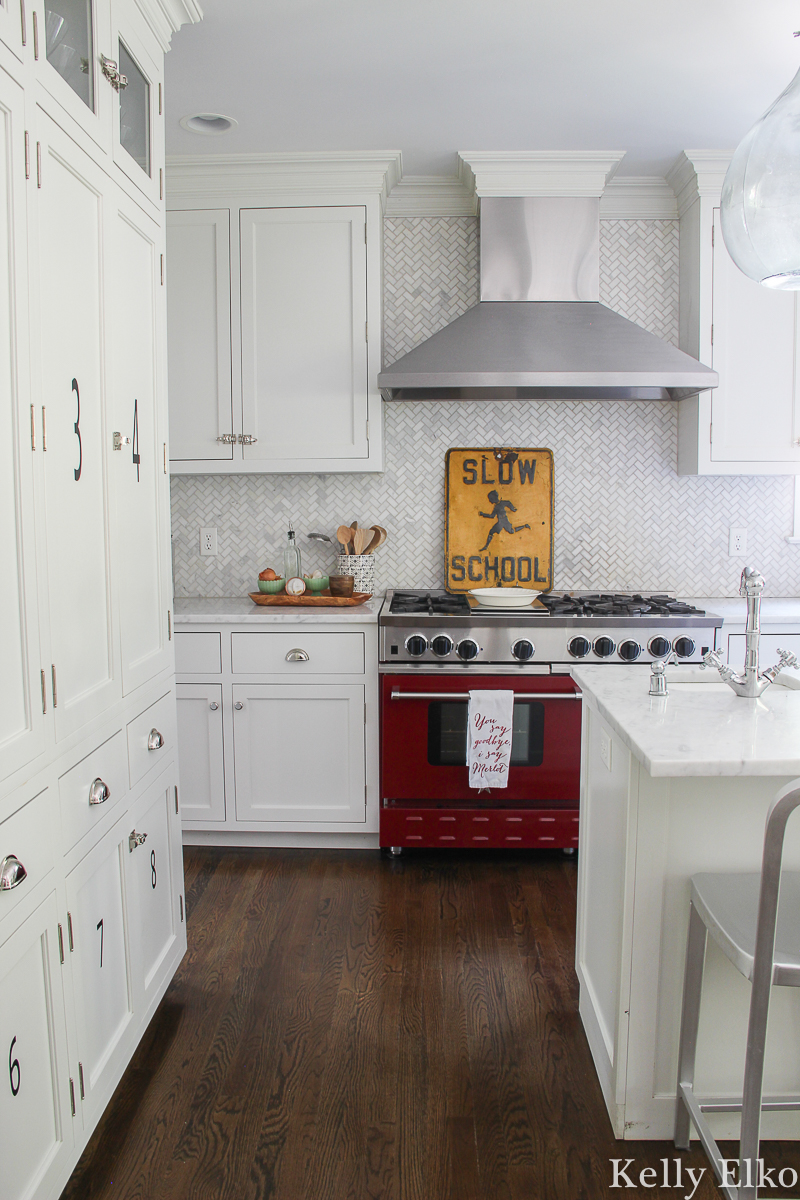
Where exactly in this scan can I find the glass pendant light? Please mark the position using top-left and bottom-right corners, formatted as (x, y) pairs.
(720, 56), (800, 290)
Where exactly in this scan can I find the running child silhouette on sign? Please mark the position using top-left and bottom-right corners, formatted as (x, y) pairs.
(478, 490), (530, 552)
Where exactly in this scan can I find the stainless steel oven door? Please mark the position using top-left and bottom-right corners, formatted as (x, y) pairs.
(380, 673), (581, 804)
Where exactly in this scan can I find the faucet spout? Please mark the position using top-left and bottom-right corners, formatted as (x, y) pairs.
(701, 569), (797, 697)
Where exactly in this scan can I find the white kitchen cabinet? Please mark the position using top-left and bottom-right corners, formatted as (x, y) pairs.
(174, 610), (380, 843)
(166, 208), (234, 461)
(109, 2), (163, 209)
(166, 155), (397, 475)
(124, 768), (185, 1011)
(64, 811), (134, 1128)
(0, 0), (25, 61)
(0, 2), (199, 1194)
(33, 107), (120, 739)
(175, 682), (225, 822)
(669, 152), (800, 475)
(239, 205), (369, 467)
(233, 682), (366, 824)
(109, 186), (171, 694)
(0, 60), (45, 783)
(0, 892), (73, 1200)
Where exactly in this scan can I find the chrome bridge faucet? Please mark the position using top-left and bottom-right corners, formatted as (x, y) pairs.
(701, 567), (798, 697)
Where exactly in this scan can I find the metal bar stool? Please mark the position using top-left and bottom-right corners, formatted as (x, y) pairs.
(674, 778), (800, 1199)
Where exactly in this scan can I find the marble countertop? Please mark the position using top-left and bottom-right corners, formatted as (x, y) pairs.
(572, 664), (800, 778)
(173, 595), (382, 624)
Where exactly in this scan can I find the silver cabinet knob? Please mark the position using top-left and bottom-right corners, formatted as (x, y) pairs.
(234, 701), (244, 710)
(128, 830), (147, 852)
(148, 728), (164, 751)
(285, 648), (310, 662)
(0, 855), (27, 891)
(209, 701), (219, 710)
(88, 777), (110, 806)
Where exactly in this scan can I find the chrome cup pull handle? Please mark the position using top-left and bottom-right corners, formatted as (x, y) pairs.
(147, 728), (164, 751)
(88, 777), (111, 806)
(285, 648), (310, 663)
(0, 855), (28, 891)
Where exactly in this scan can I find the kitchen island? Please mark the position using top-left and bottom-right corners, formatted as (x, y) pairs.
(573, 664), (800, 1141)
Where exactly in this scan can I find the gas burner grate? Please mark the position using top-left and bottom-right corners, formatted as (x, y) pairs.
(389, 590), (471, 617)
(537, 592), (707, 618)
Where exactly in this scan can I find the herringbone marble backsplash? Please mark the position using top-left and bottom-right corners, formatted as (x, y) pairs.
(171, 217), (800, 599)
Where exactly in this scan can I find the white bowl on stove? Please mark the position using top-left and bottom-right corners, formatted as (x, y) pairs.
(469, 587), (539, 608)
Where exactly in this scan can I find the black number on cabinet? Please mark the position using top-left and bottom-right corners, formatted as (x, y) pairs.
(9, 1036), (20, 1096)
(132, 397), (140, 482)
(150, 849), (157, 889)
(71, 378), (82, 481)
(96, 917), (104, 968)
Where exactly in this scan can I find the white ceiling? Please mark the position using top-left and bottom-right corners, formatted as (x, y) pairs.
(165, 0), (800, 180)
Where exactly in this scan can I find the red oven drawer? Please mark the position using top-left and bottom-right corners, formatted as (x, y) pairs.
(381, 673), (581, 804)
(381, 806), (579, 849)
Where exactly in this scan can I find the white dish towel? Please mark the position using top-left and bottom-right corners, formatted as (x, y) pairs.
(467, 690), (515, 790)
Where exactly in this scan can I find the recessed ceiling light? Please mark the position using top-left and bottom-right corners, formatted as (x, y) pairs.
(179, 113), (238, 135)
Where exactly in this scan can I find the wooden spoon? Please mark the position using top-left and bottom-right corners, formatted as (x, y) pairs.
(353, 527), (369, 554)
(336, 525), (353, 553)
(370, 525), (387, 549)
(361, 529), (380, 554)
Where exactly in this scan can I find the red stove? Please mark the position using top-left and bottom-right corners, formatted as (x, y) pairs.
(379, 589), (722, 854)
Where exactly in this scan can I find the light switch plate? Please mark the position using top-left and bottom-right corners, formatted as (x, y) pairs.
(600, 729), (612, 771)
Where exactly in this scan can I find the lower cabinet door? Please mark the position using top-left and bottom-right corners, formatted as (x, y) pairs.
(124, 769), (186, 1013)
(0, 893), (73, 1200)
(65, 815), (133, 1128)
(233, 683), (366, 823)
(176, 683), (225, 822)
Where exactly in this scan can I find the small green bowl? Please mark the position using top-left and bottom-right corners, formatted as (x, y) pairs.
(304, 574), (330, 592)
(258, 577), (286, 594)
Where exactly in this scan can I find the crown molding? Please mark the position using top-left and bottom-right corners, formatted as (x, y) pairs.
(166, 152), (403, 205)
(457, 151), (625, 198)
(666, 150), (733, 217)
(599, 176), (677, 219)
(384, 175), (477, 217)
(135, 0), (203, 51)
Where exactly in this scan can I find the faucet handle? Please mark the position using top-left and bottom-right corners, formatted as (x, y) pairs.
(701, 649), (725, 671)
(775, 647), (799, 672)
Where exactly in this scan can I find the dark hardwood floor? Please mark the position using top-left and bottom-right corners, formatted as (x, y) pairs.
(62, 848), (800, 1199)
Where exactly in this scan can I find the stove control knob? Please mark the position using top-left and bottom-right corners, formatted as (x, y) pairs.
(568, 636), (591, 659)
(511, 639), (535, 662)
(674, 636), (696, 659)
(648, 636), (671, 658)
(593, 636), (616, 658)
(618, 640), (642, 662)
(430, 634), (454, 658)
(405, 634), (428, 658)
(456, 638), (479, 661)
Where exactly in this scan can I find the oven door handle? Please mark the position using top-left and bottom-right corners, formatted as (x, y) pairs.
(389, 690), (581, 701)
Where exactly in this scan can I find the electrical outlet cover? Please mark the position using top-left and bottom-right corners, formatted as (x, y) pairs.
(728, 527), (747, 557)
(199, 526), (218, 556)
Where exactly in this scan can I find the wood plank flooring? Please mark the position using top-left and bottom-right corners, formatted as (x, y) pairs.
(62, 848), (800, 1199)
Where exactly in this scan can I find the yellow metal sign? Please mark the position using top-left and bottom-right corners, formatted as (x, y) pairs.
(444, 448), (554, 593)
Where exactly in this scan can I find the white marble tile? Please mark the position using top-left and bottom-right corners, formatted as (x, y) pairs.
(572, 664), (800, 778)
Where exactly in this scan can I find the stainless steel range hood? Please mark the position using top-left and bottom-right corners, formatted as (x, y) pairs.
(378, 196), (718, 402)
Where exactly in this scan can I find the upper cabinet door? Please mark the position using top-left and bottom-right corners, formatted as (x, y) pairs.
(240, 205), (369, 468)
(710, 208), (800, 464)
(167, 209), (235, 461)
(0, 0), (26, 61)
(33, 109), (120, 740)
(32, 0), (113, 159)
(109, 187), (171, 694)
(0, 65), (46, 782)
(109, 2), (162, 210)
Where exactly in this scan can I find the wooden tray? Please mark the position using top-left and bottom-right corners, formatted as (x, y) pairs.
(248, 591), (372, 607)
